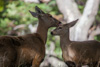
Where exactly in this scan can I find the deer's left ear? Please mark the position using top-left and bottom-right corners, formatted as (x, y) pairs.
(29, 10), (38, 18)
(68, 19), (78, 27)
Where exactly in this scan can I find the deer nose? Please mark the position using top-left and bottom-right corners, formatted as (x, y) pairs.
(51, 32), (54, 35)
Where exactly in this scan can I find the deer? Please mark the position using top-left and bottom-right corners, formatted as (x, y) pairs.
(0, 6), (61, 67)
(51, 19), (100, 67)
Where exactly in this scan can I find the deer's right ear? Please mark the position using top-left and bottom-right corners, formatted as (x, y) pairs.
(68, 19), (78, 27)
(29, 10), (38, 18)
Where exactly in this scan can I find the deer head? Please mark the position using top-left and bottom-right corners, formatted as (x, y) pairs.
(51, 19), (78, 36)
(29, 6), (61, 28)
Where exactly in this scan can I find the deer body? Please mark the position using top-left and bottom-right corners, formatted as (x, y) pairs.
(51, 19), (100, 67)
(15, 33), (45, 67)
(0, 34), (44, 67)
(61, 37), (100, 66)
(0, 6), (60, 67)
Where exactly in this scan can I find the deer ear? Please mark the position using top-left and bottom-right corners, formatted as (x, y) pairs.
(68, 19), (78, 27)
(29, 10), (38, 18)
(35, 6), (45, 14)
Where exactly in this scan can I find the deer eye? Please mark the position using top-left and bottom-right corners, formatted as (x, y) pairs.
(58, 27), (62, 29)
(49, 15), (52, 17)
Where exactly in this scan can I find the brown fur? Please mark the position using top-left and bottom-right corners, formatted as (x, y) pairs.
(51, 19), (100, 67)
(0, 6), (61, 67)
(0, 33), (44, 67)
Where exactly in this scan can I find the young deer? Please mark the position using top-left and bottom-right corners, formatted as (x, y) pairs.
(0, 6), (61, 67)
(51, 19), (100, 67)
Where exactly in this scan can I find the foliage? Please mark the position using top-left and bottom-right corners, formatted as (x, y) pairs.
(0, 0), (60, 33)
(0, 0), (4, 12)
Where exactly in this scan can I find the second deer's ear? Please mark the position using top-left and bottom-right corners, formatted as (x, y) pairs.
(29, 10), (38, 18)
(68, 19), (78, 27)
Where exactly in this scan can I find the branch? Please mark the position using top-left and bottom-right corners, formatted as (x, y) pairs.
(40, 54), (68, 67)
(56, 0), (81, 40)
(74, 0), (100, 41)
(88, 26), (100, 40)
(24, 0), (39, 3)
(56, 0), (81, 22)
(56, 0), (100, 41)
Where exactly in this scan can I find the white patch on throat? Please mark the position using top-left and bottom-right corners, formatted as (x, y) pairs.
(68, 44), (75, 59)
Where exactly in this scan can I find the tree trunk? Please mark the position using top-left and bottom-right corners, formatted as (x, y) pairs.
(56, 0), (100, 41)
(74, 0), (100, 41)
(56, 0), (81, 22)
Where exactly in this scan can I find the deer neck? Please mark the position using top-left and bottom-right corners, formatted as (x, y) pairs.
(36, 21), (48, 44)
(60, 30), (71, 49)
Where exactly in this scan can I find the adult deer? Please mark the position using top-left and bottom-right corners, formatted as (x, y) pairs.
(51, 19), (100, 67)
(0, 6), (61, 67)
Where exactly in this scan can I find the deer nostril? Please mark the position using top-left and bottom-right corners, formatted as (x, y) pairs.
(51, 32), (54, 35)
